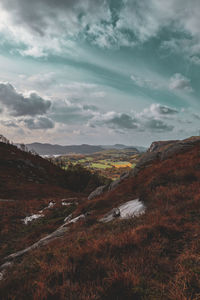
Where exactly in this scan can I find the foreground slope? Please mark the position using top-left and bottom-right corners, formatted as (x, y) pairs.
(0, 141), (107, 266)
(1, 137), (200, 299)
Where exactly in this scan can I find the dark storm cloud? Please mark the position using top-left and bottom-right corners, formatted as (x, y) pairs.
(50, 100), (96, 125)
(108, 113), (138, 129)
(153, 104), (178, 115)
(106, 111), (174, 132)
(0, 82), (51, 116)
(192, 113), (200, 120)
(144, 119), (174, 132)
(82, 104), (98, 111)
(1, 120), (19, 128)
(2, 0), (200, 54)
(23, 117), (54, 130)
(0, 0), (105, 35)
(1, 0), (75, 32)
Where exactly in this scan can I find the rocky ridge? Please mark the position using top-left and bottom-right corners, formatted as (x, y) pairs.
(88, 136), (200, 200)
(132, 136), (200, 176)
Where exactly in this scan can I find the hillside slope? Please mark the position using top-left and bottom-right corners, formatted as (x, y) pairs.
(0, 142), (108, 199)
(1, 137), (200, 299)
(0, 141), (70, 199)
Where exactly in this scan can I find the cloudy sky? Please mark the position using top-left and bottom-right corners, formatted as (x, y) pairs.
(0, 0), (200, 146)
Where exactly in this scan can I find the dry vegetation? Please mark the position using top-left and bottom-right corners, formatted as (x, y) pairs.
(1, 141), (200, 299)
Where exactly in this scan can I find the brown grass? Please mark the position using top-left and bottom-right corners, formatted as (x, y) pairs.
(1, 142), (200, 299)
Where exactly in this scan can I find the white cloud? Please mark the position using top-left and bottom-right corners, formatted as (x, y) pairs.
(149, 103), (178, 116)
(0, 120), (19, 128)
(131, 74), (160, 90)
(57, 82), (105, 102)
(1, 98), (198, 144)
(190, 56), (200, 65)
(27, 72), (57, 88)
(89, 111), (139, 130)
(169, 73), (193, 92)
(134, 103), (180, 132)
(88, 103), (179, 133)
(50, 99), (98, 125)
(139, 103), (178, 119)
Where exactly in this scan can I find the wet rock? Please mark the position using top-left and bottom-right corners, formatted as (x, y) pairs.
(0, 272), (4, 281)
(88, 173), (130, 200)
(22, 213), (44, 225)
(0, 261), (14, 280)
(64, 213), (73, 223)
(4, 226), (69, 262)
(0, 261), (13, 272)
(120, 171), (130, 180)
(88, 185), (107, 200)
(108, 179), (121, 191)
(112, 207), (120, 218)
(100, 199), (145, 223)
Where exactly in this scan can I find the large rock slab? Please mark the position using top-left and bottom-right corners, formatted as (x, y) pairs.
(100, 199), (145, 223)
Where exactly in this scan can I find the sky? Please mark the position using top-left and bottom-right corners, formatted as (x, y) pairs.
(0, 0), (200, 146)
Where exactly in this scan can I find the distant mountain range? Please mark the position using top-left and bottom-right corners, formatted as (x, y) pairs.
(103, 144), (147, 152)
(26, 143), (146, 155)
(26, 143), (103, 155)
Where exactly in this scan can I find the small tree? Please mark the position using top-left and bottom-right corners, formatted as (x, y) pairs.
(0, 134), (10, 144)
(19, 143), (28, 152)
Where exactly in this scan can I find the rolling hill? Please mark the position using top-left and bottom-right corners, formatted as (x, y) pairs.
(26, 143), (104, 155)
(25, 142), (143, 156)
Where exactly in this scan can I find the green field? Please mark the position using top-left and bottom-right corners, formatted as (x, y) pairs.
(91, 162), (112, 169)
(53, 148), (140, 179)
(114, 161), (131, 165)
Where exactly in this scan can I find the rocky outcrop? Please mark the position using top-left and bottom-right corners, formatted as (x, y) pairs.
(109, 171), (130, 191)
(148, 140), (178, 153)
(132, 136), (200, 176)
(88, 171), (130, 200)
(0, 199), (15, 202)
(159, 137), (200, 160)
(131, 151), (160, 176)
(88, 185), (108, 200)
